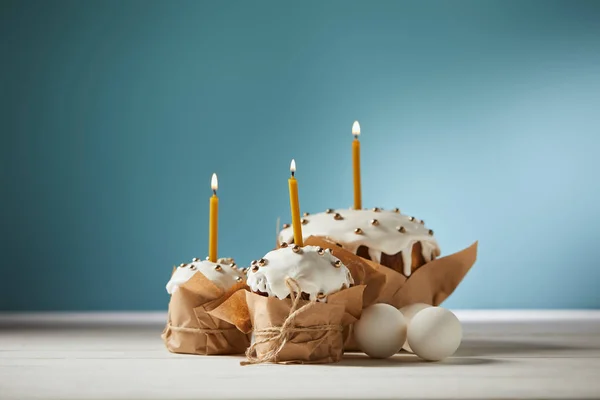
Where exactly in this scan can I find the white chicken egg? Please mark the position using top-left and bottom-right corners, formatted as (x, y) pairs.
(399, 303), (431, 352)
(354, 304), (407, 359)
(407, 307), (462, 361)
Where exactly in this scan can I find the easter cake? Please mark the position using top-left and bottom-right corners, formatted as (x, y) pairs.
(279, 208), (440, 277)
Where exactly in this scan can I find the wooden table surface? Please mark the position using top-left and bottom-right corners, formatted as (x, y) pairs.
(1, 311), (599, 400)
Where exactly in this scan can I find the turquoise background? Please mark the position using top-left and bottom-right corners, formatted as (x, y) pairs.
(1, 0), (599, 311)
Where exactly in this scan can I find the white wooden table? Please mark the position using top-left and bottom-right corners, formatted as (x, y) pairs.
(1, 311), (599, 400)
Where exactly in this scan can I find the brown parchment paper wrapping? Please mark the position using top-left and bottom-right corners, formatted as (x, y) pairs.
(303, 236), (386, 308)
(161, 272), (250, 355)
(304, 237), (478, 351)
(209, 284), (365, 364)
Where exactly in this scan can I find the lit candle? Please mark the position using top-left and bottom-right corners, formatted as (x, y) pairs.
(352, 121), (362, 210)
(208, 173), (219, 262)
(288, 159), (303, 246)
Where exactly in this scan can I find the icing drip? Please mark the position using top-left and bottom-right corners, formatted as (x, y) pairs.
(368, 248), (382, 264)
(166, 258), (244, 294)
(278, 209), (440, 277)
(246, 245), (354, 302)
(401, 244), (414, 277)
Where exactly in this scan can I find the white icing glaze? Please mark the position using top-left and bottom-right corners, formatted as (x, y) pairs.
(166, 258), (244, 294)
(278, 209), (440, 277)
(246, 245), (354, 302)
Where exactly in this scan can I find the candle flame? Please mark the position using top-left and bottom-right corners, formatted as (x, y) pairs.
(290, 159), (296, 173)
(352, 121), (361, 137)
(211, 173), (218, 191)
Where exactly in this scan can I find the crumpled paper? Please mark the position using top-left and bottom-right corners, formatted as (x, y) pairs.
(161, 271), (250, 355)
(304, 236), (477, 309)
(209, 284), (365, 364)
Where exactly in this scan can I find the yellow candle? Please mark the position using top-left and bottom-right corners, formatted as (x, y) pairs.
(208, 173), (219, 262)
(288, 159), (303, 246)
(352, 120), (362, 210)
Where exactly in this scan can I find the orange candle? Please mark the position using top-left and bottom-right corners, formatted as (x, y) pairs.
(352, 121), (362, 210)
(208, 173), (219, 262)
(288, 159), (303, 246)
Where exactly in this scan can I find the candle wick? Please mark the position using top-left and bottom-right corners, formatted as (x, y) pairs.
(354, 134), (359, 140)
(291, 171), (295, 177)
(213, 189), (217, 195)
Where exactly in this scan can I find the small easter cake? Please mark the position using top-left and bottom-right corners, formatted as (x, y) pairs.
(246, 244), (354, 302)
(167, 257), (245, 294)
(235, 244), (362, 364)
(278, 208), (440, 277)
(162, 257), (250, 356)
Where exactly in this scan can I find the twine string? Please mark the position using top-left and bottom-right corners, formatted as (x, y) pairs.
(241, 278), (342, 366)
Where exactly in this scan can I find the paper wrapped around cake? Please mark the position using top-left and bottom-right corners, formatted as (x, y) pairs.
(304, 236), (478, 307)
(303, 236), (478, 351)
(210, 283), (365, 364)
(162, 261), (250, 355)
